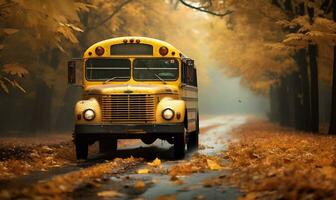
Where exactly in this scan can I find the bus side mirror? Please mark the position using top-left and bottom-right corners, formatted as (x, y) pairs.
(68, 61), (76, 84)
(67, 59), (83, 86)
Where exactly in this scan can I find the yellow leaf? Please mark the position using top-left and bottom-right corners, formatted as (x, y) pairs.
(147, 158), (161, 167)
(0, 80), (9, 93)
(74, 2), (96, 12)
(156, 195), (176, 200)
(3, 28), (18, 35)
(2, 64), (29, 77)
(13, 80), (26, 93)
(59, 22), (83, 32)
(56, 43), (66, 53)
(97, 190), (123, 198)
(2, 77), (14, 86)
(137, 168), (150, 174)
(56, 26), (79, 44)
(320, 166), (336, 179)
(134, 180), (145, 190)
(206, 159), (222, 170)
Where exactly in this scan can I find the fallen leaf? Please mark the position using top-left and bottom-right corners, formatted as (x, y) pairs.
(194, 194), (205, 200)
(147, 158), (161, 167)
(156, 195), (176, 200)
(320, 166), (336, 179)
(137, 168), (150, 174)
(97, 190), (123, 198)
(41, 146), (53, 153)
(134, 180), (145, 190)
(3, 28), (18, 35)
(207, 159), (222, 170)
(172, 178), (184, 185)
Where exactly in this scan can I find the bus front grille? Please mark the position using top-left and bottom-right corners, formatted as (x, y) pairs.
(100, 94), (155, 124)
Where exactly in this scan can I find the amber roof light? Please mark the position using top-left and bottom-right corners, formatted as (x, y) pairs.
(159, 46), (168, 56)
(95, 46), (105, 56)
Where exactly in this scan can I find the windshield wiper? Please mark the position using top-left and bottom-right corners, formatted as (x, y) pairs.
(103, 76), (129, 84)
(144, 65), (167, 84)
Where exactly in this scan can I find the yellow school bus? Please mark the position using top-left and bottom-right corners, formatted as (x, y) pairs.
(68, 36), (198, 159)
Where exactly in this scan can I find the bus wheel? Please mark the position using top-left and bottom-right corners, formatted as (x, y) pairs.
(75, 135), (88, 160)
(187, 112), (199, 151)
(99, 139), (117, 153)
(141, 137), (156, 145)
(187, 132), (199, 151)
(174, 129), (186, 159)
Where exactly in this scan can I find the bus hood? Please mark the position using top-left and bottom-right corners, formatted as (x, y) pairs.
(84, 84), (179, 95)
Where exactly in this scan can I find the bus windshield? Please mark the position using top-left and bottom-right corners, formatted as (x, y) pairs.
(133, 58), (179, 81)
(86, 58), (131, 81)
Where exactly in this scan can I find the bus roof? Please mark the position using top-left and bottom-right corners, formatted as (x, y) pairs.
(83, 36), (188, 59)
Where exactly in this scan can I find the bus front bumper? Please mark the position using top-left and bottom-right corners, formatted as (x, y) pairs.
(74, 123), (184, 138)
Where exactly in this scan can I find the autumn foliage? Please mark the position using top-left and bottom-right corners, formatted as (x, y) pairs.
(218, 120), (336, 199)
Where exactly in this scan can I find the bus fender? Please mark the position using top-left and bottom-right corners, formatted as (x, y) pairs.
(74, 98), (101, 124)
(156, 97), (186, 123)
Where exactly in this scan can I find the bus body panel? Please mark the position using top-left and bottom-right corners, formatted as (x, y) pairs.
(73, 36), (198, 140)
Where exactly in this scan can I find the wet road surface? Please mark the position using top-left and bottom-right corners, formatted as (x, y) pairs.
(0, 115), (247, 200)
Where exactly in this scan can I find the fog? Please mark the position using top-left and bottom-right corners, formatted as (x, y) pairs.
(0, 2), (270, 135)
(199, 66), (269, 117)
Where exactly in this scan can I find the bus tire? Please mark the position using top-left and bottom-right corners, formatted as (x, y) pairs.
(99, 139), (117, 153)
(187, 113), (199, 151)
(141, 137), (157, 145)
(187, 132), (199, 151)
(75, 135), (88, 160)
(174, 129), (186, 159)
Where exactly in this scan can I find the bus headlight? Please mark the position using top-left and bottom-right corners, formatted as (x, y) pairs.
(83, 109), (95, 121)
(162, 108), (174, 120)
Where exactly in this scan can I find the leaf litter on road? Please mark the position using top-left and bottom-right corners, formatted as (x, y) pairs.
(201, 119), (336, 199)
(0, 157), (141, 199)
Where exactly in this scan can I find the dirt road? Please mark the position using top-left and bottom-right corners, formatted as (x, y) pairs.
(0, 115), (247, 200)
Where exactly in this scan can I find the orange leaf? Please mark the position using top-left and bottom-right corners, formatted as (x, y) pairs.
(2, 64), (29, 77)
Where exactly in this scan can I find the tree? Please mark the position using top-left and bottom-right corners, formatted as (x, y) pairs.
(0, 0), (212, 133)
(329, 0), (336, 135)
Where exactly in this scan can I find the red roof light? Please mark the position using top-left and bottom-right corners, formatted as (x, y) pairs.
(159, 46), (168, 56)
(95, 46), (105, 56)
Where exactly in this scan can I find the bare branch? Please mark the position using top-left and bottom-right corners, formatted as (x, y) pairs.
(179, 0), (233, 17)
(87, 0), (134, 31)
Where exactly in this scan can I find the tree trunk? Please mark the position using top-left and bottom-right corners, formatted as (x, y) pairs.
(296, 49), (312, 131)
(269, 85), (279, 122)
(308, 44), (319, 132)
(279, 78), (290, 126)
(30, 80), (53, 132)
(328, 0), (336, 135)
(285, 74), (296, 128)
(288, 72), (304, 130)
(54, 86), (82, 131)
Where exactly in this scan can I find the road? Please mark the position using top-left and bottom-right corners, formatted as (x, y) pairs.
(0, 115), (247, 200)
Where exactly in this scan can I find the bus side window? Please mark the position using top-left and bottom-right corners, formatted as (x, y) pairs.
(192, 67), (197, 87)
(182, 61), (188, 84)
(182, 59), (197, 87)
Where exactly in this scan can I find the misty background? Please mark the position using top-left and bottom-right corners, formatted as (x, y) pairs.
(199, 67), (268, 116)
(5, 0), (333, 135)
